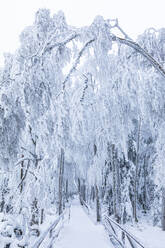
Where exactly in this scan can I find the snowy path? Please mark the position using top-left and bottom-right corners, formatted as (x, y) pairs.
(54, 199), (113, 248)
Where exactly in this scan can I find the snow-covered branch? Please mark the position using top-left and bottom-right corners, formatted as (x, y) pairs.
(112, 35), (165, 79)
(17, 160), (30, 189)
(43, 33), (79, 55)
(80, 74), (88, 103)
(62, 38), (95, 90)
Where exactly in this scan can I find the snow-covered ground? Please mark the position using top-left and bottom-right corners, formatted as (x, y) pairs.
(54, 198), (112, 248)
(126, 220), (165, 248)
(0, 208), (59, 247)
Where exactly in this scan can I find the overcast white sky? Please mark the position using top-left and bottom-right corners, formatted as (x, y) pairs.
(0, 0), (165, 66)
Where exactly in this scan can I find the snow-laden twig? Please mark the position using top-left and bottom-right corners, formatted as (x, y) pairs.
(0, 157), (33, 174)
(20, 32), (79, 61)
(80, 74), (88, 103)
(62, 38), (95, 90)
(17, 160), (30, 189)
(43, 33), (79, 55)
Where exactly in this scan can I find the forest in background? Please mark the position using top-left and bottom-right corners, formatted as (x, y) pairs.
(0, 8), (165, 246)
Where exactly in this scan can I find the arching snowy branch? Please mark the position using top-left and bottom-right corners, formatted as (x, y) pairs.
(112, 35), (165, 79)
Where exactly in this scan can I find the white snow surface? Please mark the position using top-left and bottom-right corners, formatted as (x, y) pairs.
(126, 221), (165, 248)
(54, 198), (112, 248)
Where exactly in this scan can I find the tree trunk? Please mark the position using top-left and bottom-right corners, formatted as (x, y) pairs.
(143, 155), (147, 212)
(133, 118), (141, 222)
(111, 144), (117, 219)
(162, 187), (165, 230)
(81, 180), (86, 202)
(116, 159), (121, 223)
(31, 197), (39, 226)
(95, 185), (101, 222)
(66, 179), (68, 202)
(110, 144), (122, 222)
(78, 178), (83, 205)
(40, 208), (44, 224)
(58, 148), (64, 215)
(20, 155), (24, 194)
(90, 186), (95, 202)
(78, 178), (81, 194)
(0, 191), (5, 213)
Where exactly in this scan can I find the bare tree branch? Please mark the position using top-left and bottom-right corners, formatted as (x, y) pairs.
(15, 157), (34, 166)
(29, 171), (38, 181)
(0, 157), (33, 174)
(21, 146), (37, 159)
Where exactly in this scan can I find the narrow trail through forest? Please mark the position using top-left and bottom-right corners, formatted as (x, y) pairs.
(53, 198), (113, 248)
